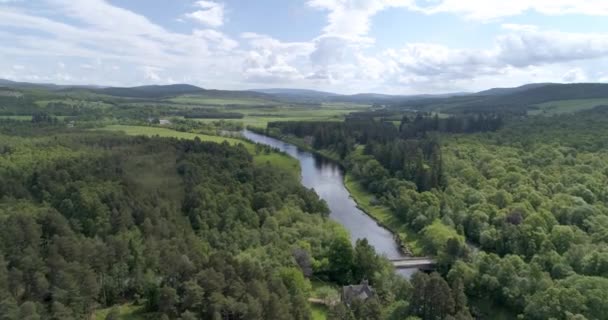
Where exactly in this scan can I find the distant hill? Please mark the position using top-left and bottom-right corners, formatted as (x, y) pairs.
(250, 88), (340, 103)
(94, 84), (205, 98)
(251, 88), (339, 97)
(396, 83), (608, 113)
(0, 79), (103, 91)
(477, 83), (555, 96)
(337, 92), (470, 104)
(251, 87), (470, 104)
(5, 79), (608, 112)
(76, 85), (275, 100)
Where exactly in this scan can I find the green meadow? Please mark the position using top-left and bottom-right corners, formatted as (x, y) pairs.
(530, 98), (608, 115)
(99, 125), (300, 176)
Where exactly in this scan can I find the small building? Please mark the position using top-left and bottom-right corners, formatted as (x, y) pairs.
(342, 280), (375, 306)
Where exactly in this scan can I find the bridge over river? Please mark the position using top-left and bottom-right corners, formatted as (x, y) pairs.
(390, 257), (436, 270)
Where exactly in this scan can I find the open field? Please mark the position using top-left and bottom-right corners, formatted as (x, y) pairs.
(0, 115), (33, 120)
(35, 98), (114, 109)
(93, 303), (148, 320)
(100, 125), (246, 144)
(99, 125), (300, 176)
(0, 115), (70, 121)
(529, 98), (608, 115)
(191, 103), (369, 127)
(168, 95), (281, 106)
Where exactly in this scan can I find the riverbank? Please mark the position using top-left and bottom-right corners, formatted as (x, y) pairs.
(246, 128), (423, 256)
(343, 174), (423, 256)
(98, 125), (301, 178)
(245, 127), (343, 164)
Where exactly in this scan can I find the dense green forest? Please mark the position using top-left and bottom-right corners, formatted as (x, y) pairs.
(268, 107), (608, 319)
(0, 121), (441, 320)
(3, 81), (608, 319)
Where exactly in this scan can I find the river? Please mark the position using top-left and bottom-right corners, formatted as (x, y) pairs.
(243, 130), (416, 277)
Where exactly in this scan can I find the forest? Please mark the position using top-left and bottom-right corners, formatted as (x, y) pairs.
(268, 107), (608, 319)
(0, 120), (446, 320)
(1, 81), (608, 319)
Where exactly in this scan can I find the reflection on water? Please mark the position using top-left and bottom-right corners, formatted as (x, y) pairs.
(243, 130), (408, 259)
(244, 130), (418, 278)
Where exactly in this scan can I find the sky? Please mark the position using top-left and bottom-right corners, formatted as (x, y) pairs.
(2, 0), (608, 94)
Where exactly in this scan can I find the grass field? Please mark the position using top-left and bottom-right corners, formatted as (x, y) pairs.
(190, 103), (369, 128)
(0, 115), (33, 120)
(101, 125), (246, 144)
(99, 125), (300, 176)
(311, 304), (329, 320)
(168, 95), (280, 106)
(344, 173), (423, 255)
(35, 98), (114, 109)
(0, 115), (70, 121)
(530, 98), (608, 115)
(93, 303), (149, 320)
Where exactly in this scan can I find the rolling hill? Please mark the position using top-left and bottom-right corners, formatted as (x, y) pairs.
(476, 83), (555, 96)
(94, 84), (205, 98)
(395, 83), (608, 113)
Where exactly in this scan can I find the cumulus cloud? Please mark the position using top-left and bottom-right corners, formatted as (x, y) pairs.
(185, 1), (224, 27)
(241, 33), (313, 83)
(562, 68), (587, 82)
(193, 29), (238, 51)
(282, 25), (605, 93)
(306, 0), (406, 85)
(414, 0), (608, 21)
(142, 66), (162, 81)
(3, 0), (608, 92)
(496, 29), (608, 67)
(0, 0), (244, 87)
(308, 0), (404, 38)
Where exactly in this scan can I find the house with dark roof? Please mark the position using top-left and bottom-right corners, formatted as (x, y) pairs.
(342, 280), (375, 306)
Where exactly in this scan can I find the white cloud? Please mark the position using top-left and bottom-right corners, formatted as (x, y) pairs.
(325, 25), (608, 93)
(241, 33), (314, 83)
(496, 29), (608, 67)
(308, 0), (414, 38)
(414, 0), (608, 21)
(142, 66), (161, 81)
(0, 0), (245, 87)
(501, 23), (539, 32)
(193, 29), (238, 51)
(185, 1), (225, 28)
(562, 68), (587, 82)
(3, 0), (608, 93)
(12, 64), (24, 70)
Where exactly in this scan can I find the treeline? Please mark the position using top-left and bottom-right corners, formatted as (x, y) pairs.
(399, 113), (504, 138)
(433, 107), (608, 318)
(0, 124), (403, 319)
(361, 136), (446, 192)
(182, 111), (243, 119)
(394, 83), (608, 114)
(2, 121), (446, 319)
(0, 96), (40, 116)
(268, 120), (397, 158)
(268, 117), (450, 192)
(271, 107), (608, 319)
